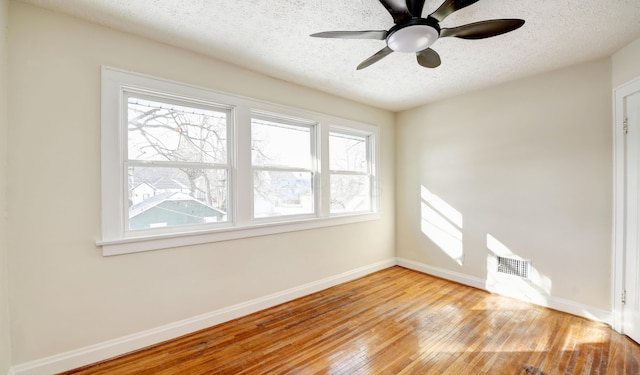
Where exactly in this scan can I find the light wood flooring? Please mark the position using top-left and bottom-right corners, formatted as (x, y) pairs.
(62, 266), (640, 374)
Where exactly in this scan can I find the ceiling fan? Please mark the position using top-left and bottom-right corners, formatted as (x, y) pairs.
(311, 0), (525, 70)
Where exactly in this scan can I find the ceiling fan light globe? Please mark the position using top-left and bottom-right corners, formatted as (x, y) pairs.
(387, 25), (439, 53)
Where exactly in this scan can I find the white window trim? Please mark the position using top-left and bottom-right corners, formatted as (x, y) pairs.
(99, 66), (380, 256)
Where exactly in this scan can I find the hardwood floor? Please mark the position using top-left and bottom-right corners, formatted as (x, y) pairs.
(61, 266), (640, 374)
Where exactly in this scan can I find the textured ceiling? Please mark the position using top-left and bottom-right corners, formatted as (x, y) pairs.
(19, 0), (640, 111)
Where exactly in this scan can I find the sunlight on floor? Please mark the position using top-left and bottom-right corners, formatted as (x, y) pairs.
(329, 342), (370, 375)
(485, 234), (552, 306)
(420, 186), (463, 265)
(562, 321), (610, 346)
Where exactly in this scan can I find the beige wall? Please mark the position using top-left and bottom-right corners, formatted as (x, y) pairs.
(612, 36), (640, 88)
(0, 0), (10, 372)
(396, 59), (613, 310)
(7, 2), (395, 364)
(4, 0), (636, 371)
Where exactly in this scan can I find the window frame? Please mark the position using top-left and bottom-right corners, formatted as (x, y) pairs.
(99, 66), (380, 256)
(250, 113), (318, 221)
(328, 127), (376, 215)
(123, 90), (234, 235)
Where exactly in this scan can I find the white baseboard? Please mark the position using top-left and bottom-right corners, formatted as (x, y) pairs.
(10, 258), (396, 375)
(8, 257), (613, 375)
(396, 257), (487, 290)
(396, 257), (612, 324)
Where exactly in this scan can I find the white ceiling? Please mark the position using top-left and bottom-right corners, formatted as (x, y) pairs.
(20, 0), (640, 111)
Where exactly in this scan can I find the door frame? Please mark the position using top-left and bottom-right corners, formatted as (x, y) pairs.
(612, 75), (640, 333)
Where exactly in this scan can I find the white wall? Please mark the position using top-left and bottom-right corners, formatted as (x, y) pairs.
(0, 0), (11, 372)
(6, 1), (395, 367)
(396, 59), (613, 313)
(612, 36), (640, 88)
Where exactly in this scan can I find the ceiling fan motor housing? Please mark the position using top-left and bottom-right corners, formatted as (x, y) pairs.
(386, 18), (441, 53)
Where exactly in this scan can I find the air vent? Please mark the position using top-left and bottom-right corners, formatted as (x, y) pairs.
(497, 256), (530, 279)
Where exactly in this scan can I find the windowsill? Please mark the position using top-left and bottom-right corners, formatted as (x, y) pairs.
(97, 213), (380, 256)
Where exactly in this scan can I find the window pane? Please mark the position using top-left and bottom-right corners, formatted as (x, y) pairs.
(330, 174), (371, 214)
(254, 171), (313, 218)
(128, 97), (228, 164)
(251, 119), (311, 168)
(128, 166), (228, 230)
(329, 132), (367, 172)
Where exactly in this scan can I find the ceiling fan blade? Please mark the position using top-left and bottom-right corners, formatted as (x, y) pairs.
(357, 46), (394, 70)
(310, 30), (388, 40)
(428, 0), (480, 22)
(407, 0), (427, 18)
(378, 0), (412, 23)
(440, 19), (525, 39)
(416, 48), (441, 68)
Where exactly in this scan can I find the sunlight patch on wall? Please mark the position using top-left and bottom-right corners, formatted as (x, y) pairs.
(485, 234), (552, 306)
(421, 186), (463, 265)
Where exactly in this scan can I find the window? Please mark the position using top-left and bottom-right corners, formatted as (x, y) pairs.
(329, 130), (373, 214)
(126, 95), (231, 231)
(251, 116), (316, 219)
(100, 67), (379, 255)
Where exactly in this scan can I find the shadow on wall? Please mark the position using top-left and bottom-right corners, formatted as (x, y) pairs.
(420, 186), (463, 265)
